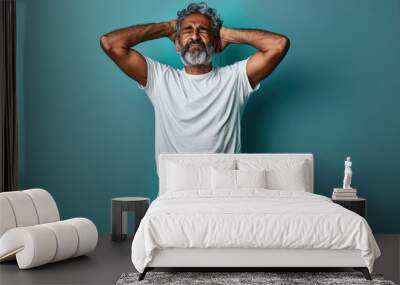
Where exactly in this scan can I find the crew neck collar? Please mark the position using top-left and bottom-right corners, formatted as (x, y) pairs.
(182, 66), (215, 78)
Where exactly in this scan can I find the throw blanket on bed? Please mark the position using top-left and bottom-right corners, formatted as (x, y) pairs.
(131, 190), (380, 273)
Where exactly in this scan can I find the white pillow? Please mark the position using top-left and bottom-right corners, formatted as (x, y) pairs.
(237, 159), (309, 191)
(211, 168), (267, 190)
(165, 159), (236, 192)
(237, 169), (267, 188)
(211, 168), (236, 189)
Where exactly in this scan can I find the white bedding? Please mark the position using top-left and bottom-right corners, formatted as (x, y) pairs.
(131, 189), (380, 273)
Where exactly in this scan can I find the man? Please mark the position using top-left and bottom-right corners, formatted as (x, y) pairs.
(100, 2), (290, 172)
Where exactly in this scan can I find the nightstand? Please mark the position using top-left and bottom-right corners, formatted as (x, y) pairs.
(111, 197), (150, 242)
(331, 198), (366, 218)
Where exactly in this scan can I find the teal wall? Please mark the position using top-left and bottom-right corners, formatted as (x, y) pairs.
(16, 0), (400, 234)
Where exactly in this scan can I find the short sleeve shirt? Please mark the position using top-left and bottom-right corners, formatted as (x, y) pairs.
(137, 56), (261, 173)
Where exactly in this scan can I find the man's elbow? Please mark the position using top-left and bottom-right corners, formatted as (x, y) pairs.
(277, 36), (290, 54)
(100, 35), (112, 52)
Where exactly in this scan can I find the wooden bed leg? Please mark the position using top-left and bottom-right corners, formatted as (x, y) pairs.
(354, 267), (372, 280)
(138, 268), (148, 281)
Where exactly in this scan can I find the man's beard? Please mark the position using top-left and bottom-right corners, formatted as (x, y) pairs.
(179, 40), (214, 66)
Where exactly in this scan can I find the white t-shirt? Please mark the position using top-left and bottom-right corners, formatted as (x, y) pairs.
(137, 56), (261, 173)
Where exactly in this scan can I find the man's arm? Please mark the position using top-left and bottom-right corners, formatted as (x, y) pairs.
(219, 27), (290, 89)
(99, 21), (176, 86)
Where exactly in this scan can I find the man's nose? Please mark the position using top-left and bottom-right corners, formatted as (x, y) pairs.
(190, 30), (200, 40)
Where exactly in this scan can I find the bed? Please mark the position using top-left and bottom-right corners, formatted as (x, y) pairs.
(131, 153), (381, 281)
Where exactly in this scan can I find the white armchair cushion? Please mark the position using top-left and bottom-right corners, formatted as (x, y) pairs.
(1, 191), (40, 227)
(0, 189), (59, 237)
(65, 218), (98, 257)
(23, 189), (60, 223)
(0, 218), (98, 269)
(42, 221), (79, 262)
(0, 196), (17, 237)
(0, 189), (98, 269)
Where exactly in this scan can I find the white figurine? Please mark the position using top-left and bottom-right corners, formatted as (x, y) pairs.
(342, 156), (353, 189)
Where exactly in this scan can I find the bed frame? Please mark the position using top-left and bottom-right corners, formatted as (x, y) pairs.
(139, 153), (371, 280)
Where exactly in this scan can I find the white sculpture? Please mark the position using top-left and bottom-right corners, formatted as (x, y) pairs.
(342, 156), (353, 189)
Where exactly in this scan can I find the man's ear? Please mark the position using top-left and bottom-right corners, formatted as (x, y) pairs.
(214, 37), (221, 53)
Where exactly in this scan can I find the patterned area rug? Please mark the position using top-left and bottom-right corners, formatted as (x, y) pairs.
(116, 271), (396, 285)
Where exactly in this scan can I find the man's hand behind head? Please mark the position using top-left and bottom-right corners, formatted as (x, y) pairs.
(167, 20), (177, 44)
(215, 26), (230, 53)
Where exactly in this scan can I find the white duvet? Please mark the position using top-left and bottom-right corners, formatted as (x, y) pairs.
(131, 189), (380, 273)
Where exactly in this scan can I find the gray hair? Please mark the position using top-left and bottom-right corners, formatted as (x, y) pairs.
(176, 2), (223, 39)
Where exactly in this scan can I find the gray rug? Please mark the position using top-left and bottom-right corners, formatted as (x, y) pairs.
(116, 271), (396, 285)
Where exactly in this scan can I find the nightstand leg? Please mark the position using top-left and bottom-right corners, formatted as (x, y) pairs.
(112, 202), (125, 241)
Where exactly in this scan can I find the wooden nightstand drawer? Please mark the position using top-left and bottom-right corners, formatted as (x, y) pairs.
(331, 198), (366, 218)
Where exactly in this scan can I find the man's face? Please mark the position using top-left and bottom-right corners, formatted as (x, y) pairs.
(176, 13), (216, 66)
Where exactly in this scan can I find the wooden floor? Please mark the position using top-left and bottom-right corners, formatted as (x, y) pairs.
(0, 235), (399, 285)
